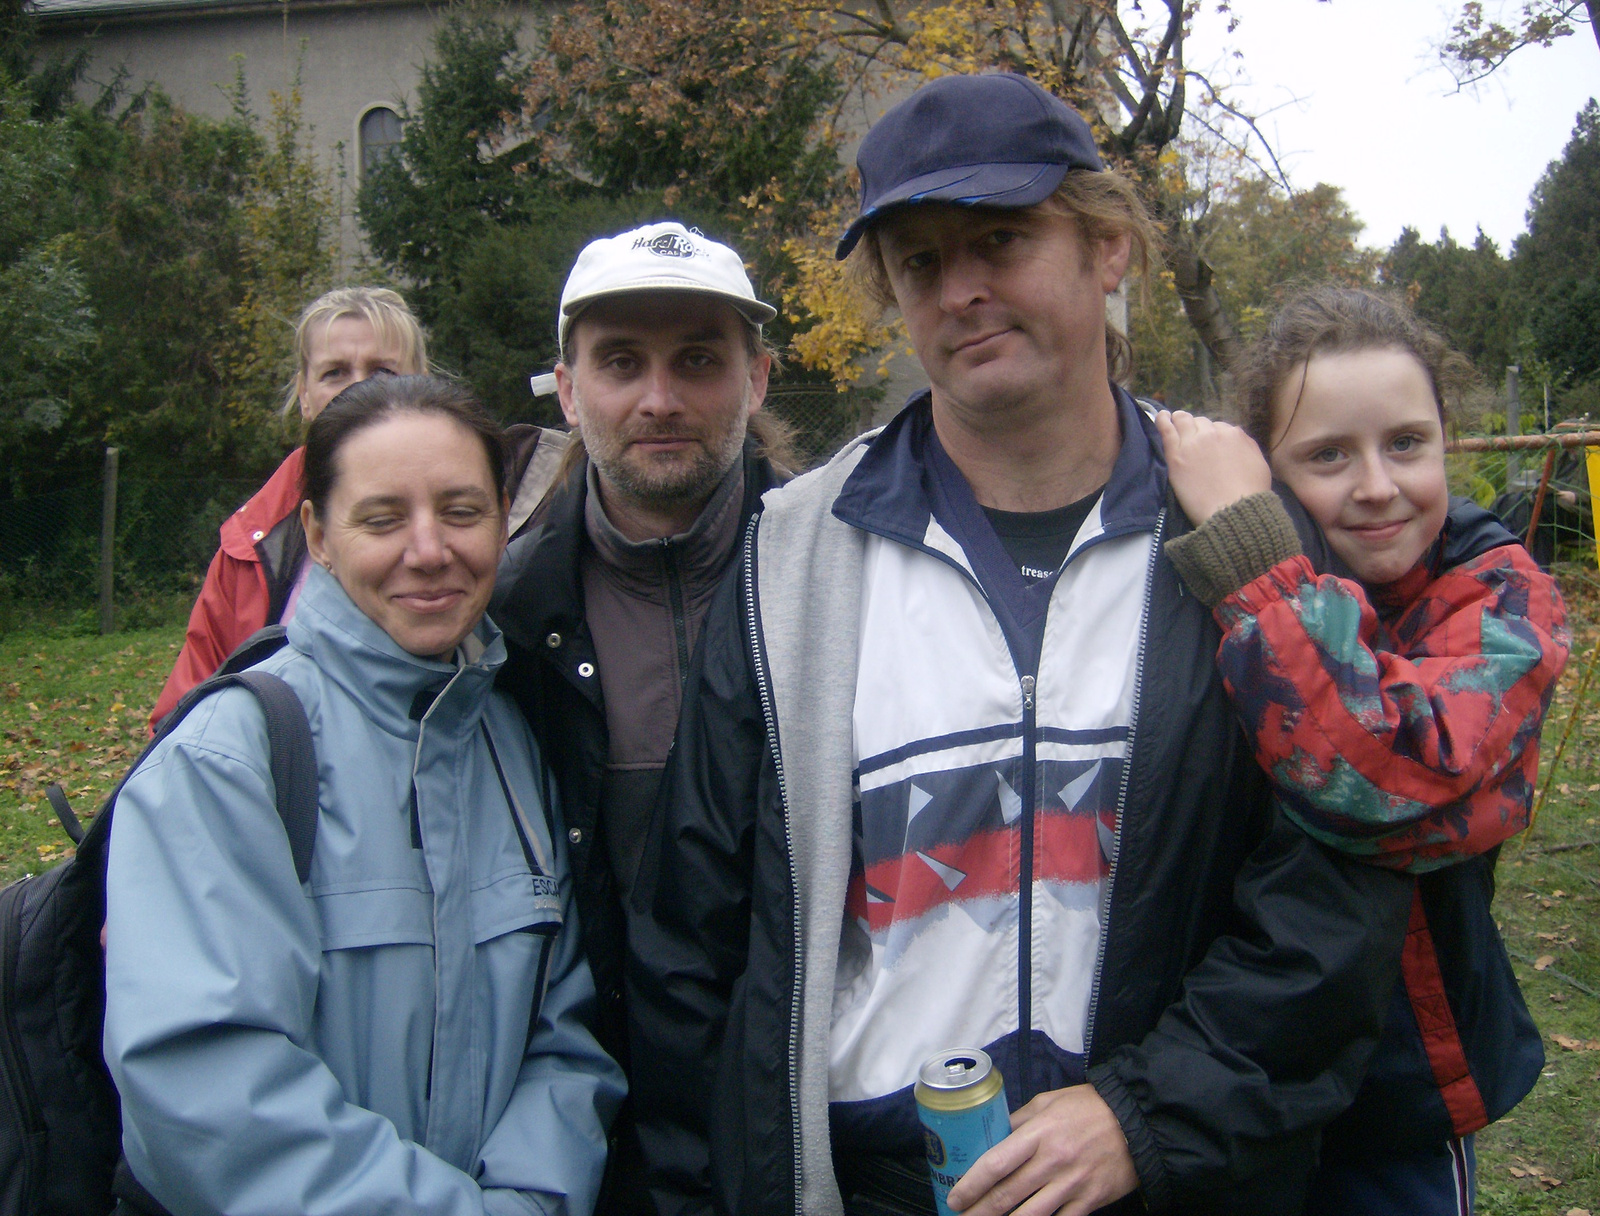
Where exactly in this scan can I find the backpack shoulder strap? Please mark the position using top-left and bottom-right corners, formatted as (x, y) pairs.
(216, 671), (318, 885)
(104, 632), (317, 883)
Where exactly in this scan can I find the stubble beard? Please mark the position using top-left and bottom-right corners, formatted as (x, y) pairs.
(577, 386), (751, 511)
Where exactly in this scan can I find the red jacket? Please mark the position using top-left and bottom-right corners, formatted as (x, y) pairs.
(149, 448), (306, 728)
(1215, 522), (1569, 872)
(1214, 499), (1569, 1154)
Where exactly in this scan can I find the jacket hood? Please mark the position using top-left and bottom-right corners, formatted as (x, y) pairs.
(287, 563), (506, 739)
(830, 386), (1167, 547)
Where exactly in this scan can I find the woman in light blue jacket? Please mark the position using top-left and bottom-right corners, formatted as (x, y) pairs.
(105, 374), (625, 1216)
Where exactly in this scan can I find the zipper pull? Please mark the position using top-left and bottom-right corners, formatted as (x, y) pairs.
(1020, 674), (1036, 710)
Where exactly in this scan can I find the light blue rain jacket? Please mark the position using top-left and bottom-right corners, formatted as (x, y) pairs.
(105, 565), (626, 1216)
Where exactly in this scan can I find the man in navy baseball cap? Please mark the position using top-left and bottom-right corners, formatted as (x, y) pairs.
(835, 72), (1103, 259)
(630, 69), (1410, 1216)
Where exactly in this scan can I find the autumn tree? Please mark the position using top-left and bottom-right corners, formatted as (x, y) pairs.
(1131, 177), (1378, 407)
(528, 0), (854, 378)
(1442, 0), (1598, 83)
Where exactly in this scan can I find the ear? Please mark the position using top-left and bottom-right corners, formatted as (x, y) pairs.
(301, 499), (328, 569)
(498, 492), (511, 548)
(554, 363), (581, 429)
(1099, 231), (1132, 294)
(296, 373), (313, 422)
(746, 351), (772, 414)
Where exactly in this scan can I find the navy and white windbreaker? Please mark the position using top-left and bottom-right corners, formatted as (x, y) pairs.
(630, 389), (1414, 1216)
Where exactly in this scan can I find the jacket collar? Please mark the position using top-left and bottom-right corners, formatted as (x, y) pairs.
(582, 456), (747, 590)
(219, 447), (306, 562)
(288, 563), (505, 740)
(831, 385), (1167, 547)
(492, 436), (784, 653)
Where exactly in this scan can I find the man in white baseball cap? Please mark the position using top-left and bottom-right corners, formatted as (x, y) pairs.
(490, 220), (789, 1216)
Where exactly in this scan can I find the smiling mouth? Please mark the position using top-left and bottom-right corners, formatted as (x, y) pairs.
(395, 589), (467, 613)
(1344, 520), (1410, 541)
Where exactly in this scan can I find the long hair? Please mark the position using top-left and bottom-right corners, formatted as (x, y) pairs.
(850, 167), (1162, 386)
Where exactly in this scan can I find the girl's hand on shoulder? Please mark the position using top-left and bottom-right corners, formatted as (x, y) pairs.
(1154, 410), (1272, 525)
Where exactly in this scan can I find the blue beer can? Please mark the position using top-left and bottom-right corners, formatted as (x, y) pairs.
(914, 1048), (1011, 1216)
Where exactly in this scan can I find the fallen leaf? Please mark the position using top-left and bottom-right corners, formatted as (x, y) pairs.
(1535, 955), (1556, 970)
(1553, 890), (1566, 898)
(1538, 932), (1562, 941)
(1510, 1166), (1529, 1177)
(1563, 1207), (1590, 1216)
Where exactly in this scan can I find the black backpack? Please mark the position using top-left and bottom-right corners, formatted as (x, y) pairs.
(0, 627), (318, 1216)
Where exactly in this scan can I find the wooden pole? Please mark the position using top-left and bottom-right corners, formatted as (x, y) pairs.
(99, 446), (118, 635)
(1446, 431), (1600, 452)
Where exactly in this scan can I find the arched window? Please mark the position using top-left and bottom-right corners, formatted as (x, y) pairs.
(359, 106), (402, 176)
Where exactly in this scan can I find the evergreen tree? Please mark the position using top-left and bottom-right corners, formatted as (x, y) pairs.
(1513, 100), (1600, 392)
(1382, 226), (1520, 378)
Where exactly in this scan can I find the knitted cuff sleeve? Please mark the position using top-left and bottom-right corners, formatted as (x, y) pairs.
(1165, 491), (1304, 608)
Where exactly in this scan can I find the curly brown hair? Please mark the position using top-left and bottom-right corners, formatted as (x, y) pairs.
(849, 168), (1161, 386)
(1232, 286), (1479, 452)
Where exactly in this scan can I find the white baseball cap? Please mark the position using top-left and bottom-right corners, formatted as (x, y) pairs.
(558, 221), (778, 357)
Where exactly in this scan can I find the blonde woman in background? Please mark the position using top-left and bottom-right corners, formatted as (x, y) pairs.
(150, 287), (427, 728)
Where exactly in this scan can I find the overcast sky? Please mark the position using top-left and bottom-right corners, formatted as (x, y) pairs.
(1185, 0), (1598, 254)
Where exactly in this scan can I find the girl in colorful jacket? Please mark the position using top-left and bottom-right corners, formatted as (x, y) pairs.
(1153, 285), (1570, 1216)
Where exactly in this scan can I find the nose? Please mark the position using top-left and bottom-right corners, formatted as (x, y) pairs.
(1351, 453), (1399, 505)
(405, 513), (449, 570)
(938, 248), (989, 314)
(635, 362), (681, 418)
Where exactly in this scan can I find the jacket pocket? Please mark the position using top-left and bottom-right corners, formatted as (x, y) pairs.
(471, 867), (562, 945)
(313, 884), (434, 950)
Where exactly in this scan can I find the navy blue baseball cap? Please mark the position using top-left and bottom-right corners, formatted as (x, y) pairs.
(835, 73), (1103, 260)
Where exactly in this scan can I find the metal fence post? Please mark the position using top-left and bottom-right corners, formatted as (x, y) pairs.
(1505, 365), (1521, 487)
(99, 446), (119, 634)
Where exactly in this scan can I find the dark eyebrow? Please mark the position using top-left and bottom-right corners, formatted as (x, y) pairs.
(348, 486), (493, 513)
(588, 326), (734, 356)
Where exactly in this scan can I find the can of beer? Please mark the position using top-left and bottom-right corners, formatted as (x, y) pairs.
(914, 1049), (1011, 1216)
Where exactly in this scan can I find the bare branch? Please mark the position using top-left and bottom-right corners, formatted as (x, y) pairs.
(1182, 66), (1290, 188)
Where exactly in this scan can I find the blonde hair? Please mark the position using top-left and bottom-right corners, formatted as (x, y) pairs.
(851, 167), (1161, 385)
(285, 287), (430, 415)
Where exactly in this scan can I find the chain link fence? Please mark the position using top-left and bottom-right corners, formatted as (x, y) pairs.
(762, 385), (877, 470)
(12, 405), (1587, 636)
(0, 391), (882, 636)
(0, 476), (259, 634)
(1446, 423), (1600, 567)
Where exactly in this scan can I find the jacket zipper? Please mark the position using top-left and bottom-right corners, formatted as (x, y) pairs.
(740, 514), (805, 1216)
(1018, 670), (1037, 1098)
(660, 539), (692, 693)
(1083, 509), (1164, 1059)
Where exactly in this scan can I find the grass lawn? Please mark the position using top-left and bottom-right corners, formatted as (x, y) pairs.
(0, 626), (178, 883)
(2, 573), (1598, 1212)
